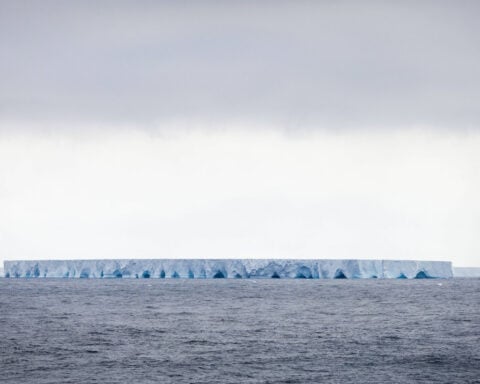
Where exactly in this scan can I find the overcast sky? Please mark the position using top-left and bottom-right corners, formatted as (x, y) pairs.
(0, 1), (479, 267)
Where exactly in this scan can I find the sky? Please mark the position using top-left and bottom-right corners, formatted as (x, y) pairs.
(0, 1), (479, 267)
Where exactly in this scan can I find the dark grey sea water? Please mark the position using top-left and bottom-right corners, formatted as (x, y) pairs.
(0, 279), (479, 384)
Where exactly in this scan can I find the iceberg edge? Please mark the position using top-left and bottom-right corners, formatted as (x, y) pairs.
(3, 259), (453, 279)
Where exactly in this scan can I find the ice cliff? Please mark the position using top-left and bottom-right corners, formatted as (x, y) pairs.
(453, 267), (480, 278)
(3, 259), (453, 279)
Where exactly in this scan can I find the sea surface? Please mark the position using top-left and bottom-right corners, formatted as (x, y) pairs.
(0, 279), (479, 383)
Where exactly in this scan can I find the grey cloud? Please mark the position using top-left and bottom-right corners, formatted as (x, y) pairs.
(1, 0), (479, 130)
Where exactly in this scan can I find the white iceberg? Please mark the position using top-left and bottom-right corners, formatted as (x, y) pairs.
(453, 267), (480, 278)
(3, 259), (453, 279)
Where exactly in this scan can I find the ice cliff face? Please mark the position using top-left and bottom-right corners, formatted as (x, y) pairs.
(453, 267), (480, 278)
(3, 259), (453, 279)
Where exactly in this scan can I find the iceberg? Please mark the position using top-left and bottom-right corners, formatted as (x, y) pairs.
(3, 259), (453, 279)
(453, 267), (480, 278)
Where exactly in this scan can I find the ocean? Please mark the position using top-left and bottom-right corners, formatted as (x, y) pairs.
(0, 279), (479, 383)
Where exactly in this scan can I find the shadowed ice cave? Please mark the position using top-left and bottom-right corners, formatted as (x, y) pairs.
(213, 271), (226, 278)
(296, 267), (312, 279)
(113, 269), (123, 278)
(334, 270), (347, 279)
(415, 271), (432, 279)
(80, 269), (90, 278)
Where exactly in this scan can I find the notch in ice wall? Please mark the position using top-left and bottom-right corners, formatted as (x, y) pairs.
(3, 259), (453, 279)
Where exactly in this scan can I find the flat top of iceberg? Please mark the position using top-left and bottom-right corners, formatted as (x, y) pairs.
(4, 258), (452, 263)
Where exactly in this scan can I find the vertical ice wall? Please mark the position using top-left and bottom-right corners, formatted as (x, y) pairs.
(3, 259), (453, 279)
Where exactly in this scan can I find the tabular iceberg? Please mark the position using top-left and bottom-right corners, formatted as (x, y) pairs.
(3, 259), (453, 279)
(453, 267), (480, 278)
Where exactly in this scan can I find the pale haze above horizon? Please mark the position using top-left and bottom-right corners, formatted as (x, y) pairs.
(1, 1), (479, 267)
